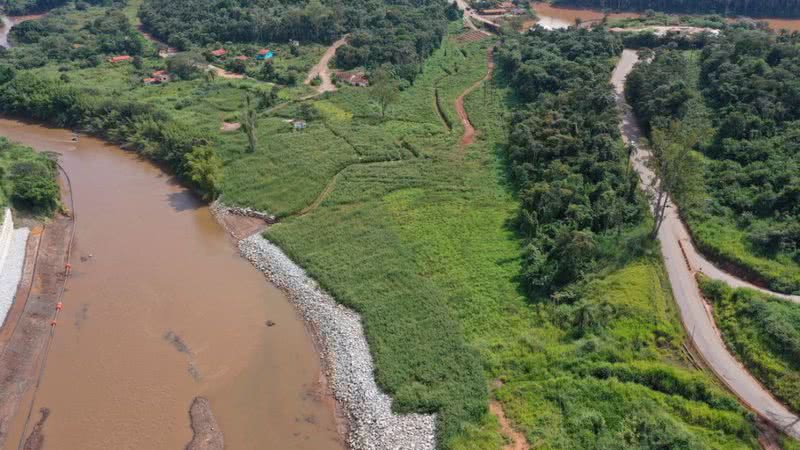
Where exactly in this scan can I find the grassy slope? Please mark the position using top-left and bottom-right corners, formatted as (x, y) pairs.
(699, 277), (800, 414)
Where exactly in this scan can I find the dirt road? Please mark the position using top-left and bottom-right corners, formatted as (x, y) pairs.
(305, 37), (347, 94)
(612, 49), (800, 439)
(455, 47), (494, 146)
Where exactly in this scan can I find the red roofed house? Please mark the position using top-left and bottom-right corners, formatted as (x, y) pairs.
(109, 55), (132, 63)
(144, 70), (171, 85)
(235, 55), (249, 61)
(335, 71), (369, 87)
(256, 48), (274, 60)
(211, 48), (227, 57)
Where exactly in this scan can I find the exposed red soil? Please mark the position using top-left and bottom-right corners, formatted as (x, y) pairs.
(212, 209), (268, 240)
(456, 47), (495, 147)
(490, 401), (530, 450)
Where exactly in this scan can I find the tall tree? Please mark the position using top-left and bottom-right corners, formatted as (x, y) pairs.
(240, 94), (258, 154)
(648, 121), (706, 237)
(369, 67), (399, 119)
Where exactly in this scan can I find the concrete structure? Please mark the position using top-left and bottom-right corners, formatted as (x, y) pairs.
(0, 208), (29, 326)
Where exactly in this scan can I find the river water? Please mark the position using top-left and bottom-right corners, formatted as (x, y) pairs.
(0, 118), (343, 450)
(531, 2), (800, 31)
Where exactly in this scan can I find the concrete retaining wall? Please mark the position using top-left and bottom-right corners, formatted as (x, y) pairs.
(0, 208), (13, 270)
(0, 209), (29, 326)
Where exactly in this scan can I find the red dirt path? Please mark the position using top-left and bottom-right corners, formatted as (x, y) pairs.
(456, 47), (495, 147)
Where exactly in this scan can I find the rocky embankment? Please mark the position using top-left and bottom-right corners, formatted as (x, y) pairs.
(239, 234), (437, 449)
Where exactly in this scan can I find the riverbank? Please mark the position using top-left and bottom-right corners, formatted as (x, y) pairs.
(0, 209), (30, 327)
(0, 118), (344, 449)
(231, 220), (437, 449)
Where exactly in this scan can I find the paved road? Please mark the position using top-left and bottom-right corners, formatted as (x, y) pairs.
(304, 37), (348, 94)
(612, 49), (800, 439)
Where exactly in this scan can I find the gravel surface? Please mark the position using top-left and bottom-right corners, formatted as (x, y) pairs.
(239, 234), (437, 450)
(0, 228), (30, 326)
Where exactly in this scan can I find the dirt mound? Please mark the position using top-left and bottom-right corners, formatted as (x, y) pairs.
(186, 397), (223, 450)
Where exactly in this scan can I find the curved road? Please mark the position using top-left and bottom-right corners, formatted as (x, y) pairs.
(613, 49), (800, 439)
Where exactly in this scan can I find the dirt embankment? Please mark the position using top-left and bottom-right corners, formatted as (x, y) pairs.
(185, 397), (224, 450)
(0, 176), (74, 449)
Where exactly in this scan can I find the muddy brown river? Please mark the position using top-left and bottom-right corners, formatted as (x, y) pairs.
(0, 118), (343, 450)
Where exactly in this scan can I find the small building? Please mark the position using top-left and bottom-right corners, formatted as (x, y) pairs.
(256, 49), (274, 60)
(235, 55), (249, 61)
(144, 70), (171, 85)
(291, 119), (307, 130)
(210, 48), (227, 57)
(109, 55), (132, 63)
(335, 71), (369, 87)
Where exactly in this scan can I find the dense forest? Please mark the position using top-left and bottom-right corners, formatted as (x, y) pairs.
(492, 28), (759, 448)
(2, 8), (145, 68)
(497, 28), (640, 294)
(139, 0), (456, 82)
(626, 29), (800, 293)
(2, 0), (120, 15)
(553, 0), (800, 18)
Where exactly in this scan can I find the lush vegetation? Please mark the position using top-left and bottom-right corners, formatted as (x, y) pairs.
(2, 0), (120, 15)
(488, 27), (758, 449)
(0, 2), (768, 447)
(0, 137), (60, 214)
(497, 28), (641, 294)
(553, 0), (800, 18)
(626, 30), (800, 294)
(139, 0), (458, 82)
(700, 277), (800, 413)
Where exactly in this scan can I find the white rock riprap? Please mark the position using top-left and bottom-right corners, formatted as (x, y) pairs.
(239, 234), (437, 450)
(0, 209), (29, 325)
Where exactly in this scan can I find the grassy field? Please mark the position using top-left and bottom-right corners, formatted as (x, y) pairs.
(265, 34), (758, 448)
(700, 277), (800, 414)
(0, 6), (768, 446)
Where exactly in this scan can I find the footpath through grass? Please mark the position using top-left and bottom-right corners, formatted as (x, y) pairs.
(265, 29), (760, 448)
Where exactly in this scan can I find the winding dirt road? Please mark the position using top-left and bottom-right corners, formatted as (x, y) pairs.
(613, 49), (800, 439)
(305, 37), (347, 94)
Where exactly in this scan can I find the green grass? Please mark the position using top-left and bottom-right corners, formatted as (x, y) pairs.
(700, 276), (800, 414)
(691, 216), (800, 295)
(0, 9), (765, 446)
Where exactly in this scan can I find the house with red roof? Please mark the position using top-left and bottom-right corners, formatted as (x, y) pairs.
(109, 55), (133, 63)
(210, 48), (227, 57)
